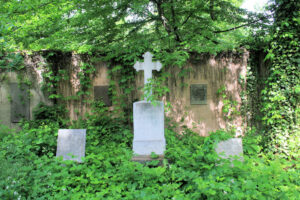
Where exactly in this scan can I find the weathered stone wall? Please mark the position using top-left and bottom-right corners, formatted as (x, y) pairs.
(0, 50), (249, 135)
(0, 54), (51, 128)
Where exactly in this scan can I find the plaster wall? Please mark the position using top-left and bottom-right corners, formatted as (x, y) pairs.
(0, 51), (248, 136)
(164, 52), (248, 136)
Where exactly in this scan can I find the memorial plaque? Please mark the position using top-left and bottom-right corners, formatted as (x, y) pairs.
(56, 129), (86, 162)
(94, 85), (112, 106)
(190, 84), (207, 105)
(10, 83), (30, 122)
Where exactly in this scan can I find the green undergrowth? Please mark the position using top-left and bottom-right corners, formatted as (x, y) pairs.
(0, 104), (299, 199)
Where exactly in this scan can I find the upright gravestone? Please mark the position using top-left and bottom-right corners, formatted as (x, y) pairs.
(215, 138), (243, 163)
(56, 129), (86, 162)
(132, 52), (166, 160)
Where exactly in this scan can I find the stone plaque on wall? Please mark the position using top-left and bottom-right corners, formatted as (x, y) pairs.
(190, 84), (207, 105)
(10, 83), (30, 122)
(94, 85), (112, 106)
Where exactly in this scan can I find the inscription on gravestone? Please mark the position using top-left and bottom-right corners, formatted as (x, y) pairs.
(56, 129), (86, 162)
(10, 83), (30, 122)
(94, 85), (112, 106)
(190, 84), (207, 105)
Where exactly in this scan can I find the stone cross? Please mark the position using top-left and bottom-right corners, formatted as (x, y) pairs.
(134, 52), (162, 99)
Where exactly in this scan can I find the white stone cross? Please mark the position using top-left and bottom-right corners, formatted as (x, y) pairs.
(134, 52), (162, 99)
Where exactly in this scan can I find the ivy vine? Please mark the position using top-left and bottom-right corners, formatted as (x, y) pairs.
(260, 0), (299, 158)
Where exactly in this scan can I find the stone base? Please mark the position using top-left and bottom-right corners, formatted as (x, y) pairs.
(132, 155), (164, 166)
(133, 140), (166, 155)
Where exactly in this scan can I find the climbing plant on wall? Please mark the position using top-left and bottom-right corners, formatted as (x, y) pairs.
(261, 0), (299, 158)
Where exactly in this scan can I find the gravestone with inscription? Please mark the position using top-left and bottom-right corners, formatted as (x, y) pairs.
(56, 129), (86, 162)
(132, 52), (166, 160)
(215, 138), (243, 162)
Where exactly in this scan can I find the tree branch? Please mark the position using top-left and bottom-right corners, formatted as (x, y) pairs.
(170, 0), (181, 42)
(214, 15), (271, 33)
(181, 13), (193, 26)
(10, 1), (53, 15)
(154, 0), (172, 34)
(210, 0), (216, 20)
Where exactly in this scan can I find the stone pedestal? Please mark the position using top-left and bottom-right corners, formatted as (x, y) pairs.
(56, 129), (86, 162)
(133, 101), (165, 155)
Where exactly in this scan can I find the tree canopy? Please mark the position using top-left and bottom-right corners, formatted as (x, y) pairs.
(1, 0), (269, 62)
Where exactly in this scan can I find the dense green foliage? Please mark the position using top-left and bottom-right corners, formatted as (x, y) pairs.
(1, 0), (267, 63)
(245, 0), (299, 157)
(1, 104), (299, 199)
(0, 1), (299, 198)
(261, 0), (299, 157)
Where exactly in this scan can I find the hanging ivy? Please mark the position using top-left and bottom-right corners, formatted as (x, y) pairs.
(261, 0), (299, 158)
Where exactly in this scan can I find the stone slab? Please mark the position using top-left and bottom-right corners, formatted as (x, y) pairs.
(133, 101), (165, 155)
(0, 84), (11, 126)
(56, 129), (86, 162)
(190, 84), (207, 105)
(94, 85), (112, 106)
(215, 138), (243, 161)
(10, 83), (30, 122)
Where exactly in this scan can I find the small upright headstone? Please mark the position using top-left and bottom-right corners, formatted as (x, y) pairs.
(56, 129), (86, 162)
(132, 52), (165, 160)
(133, 101), (165, 155)
(215, 138), (243, 162)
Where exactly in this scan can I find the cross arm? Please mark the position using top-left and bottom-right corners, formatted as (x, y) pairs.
(153, 61), (162, 71)
(134, 61), (143, 71)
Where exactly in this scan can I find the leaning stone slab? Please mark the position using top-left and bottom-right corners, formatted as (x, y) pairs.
(215, 138), (243, 162)
(56, 129), (86, 162)
(133, 101), (166, 156)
